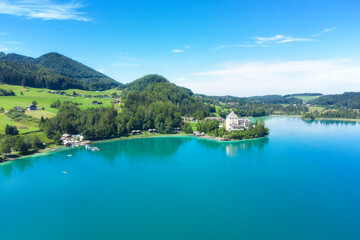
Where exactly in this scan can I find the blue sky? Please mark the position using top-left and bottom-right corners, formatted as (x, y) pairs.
(0, 0), (360, 96)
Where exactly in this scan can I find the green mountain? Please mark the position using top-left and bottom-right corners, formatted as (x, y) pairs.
(0, 52), (122, 91)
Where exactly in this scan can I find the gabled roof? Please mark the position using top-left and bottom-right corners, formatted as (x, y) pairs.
(226, 111), (238, 119)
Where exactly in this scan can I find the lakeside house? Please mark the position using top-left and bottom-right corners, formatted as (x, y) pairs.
(204, 117), (225, 123)
(225, 111), (251, 131)
(193, 131), (205, 137)
(131, 130), (142, 135)
(173, 127), (181, 133)
(148, 129), (157, 134)
(26, 104), (37, 111)
(61, 134), (84, 146)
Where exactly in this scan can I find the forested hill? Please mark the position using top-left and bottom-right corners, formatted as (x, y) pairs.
(309, 92), (360, 109)
(122, 74), (212, 119)
(0, 52), (122, 91)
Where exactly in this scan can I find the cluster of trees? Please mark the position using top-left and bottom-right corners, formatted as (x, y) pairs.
(5, 125), (18, 135)
(284, 93), (322, 97)
(50, 99), (82, 108)
(303, 109), (360, 120)
(0, 134), (44, 157)
(309, 92), (360, 109)
(196, 119), (269, 140)
(0, 88), (15, 96)
(214, 104), (308, 118)
(0, 52), (122, 91)
(249, 95), (303, 105)
(50, 100), (62, 109)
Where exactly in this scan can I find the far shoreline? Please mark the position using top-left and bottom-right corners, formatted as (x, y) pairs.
(0, 132), (268, 164)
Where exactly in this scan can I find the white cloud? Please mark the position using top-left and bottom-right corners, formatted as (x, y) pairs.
(172, 49), (184, 53)
(256, 35), (314, 44)
(255, 34), (284, 44)
(176, 77), (185, 82)
(97, 69), (105, 73)
(212, 44), (273, 50)
(172, 45), (190, 53)
(0, 48), (9, 51)
(0, 0), (91, 21)
(182, 59), (360, 97)
(313, 27), (337, 37)
(214, 27), (336, 50)
(0, 41), (22, 44)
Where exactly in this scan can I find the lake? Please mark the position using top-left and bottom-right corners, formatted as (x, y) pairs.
(1, 117), (360, 240)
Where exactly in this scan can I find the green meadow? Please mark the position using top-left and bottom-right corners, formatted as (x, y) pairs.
(294, 95), (321, 101)
(0, 84), (122, 134)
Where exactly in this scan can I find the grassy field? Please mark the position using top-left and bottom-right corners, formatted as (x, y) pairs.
(0, 84), (122, 134)
(309, 106), (325, 112)
(0, 84), (121, 113)
(294, 95), (321, 101)
(0, 113), (39, 134)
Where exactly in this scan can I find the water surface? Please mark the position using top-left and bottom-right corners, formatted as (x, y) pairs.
(1, 117), (360, 240)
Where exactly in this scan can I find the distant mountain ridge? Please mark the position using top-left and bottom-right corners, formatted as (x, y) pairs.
(0, 52), (122, 91)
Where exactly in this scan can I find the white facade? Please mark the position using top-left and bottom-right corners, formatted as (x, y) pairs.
(225, 111), (251, 131)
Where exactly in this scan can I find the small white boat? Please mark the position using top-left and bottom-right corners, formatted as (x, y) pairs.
(92, 147), (100, 151)
(67, 155), (72, 157)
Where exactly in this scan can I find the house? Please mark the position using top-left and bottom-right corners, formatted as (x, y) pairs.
(60, 134), (85, 146)
(112, 98), (120, 104)
(182, 116), (195, 122)
(90, 100), (102, 105)
(193, 131), (205, 137)
(14, 106), (23, 111)
(26, 104), (37, 111)
(21, 89), (29, 92)
(204, 117), (225, 123)
(225, 111), (251, 131)
(173, 127), (181, 133)
(148, 129), (157, 134)
(131, 130), (142, 135)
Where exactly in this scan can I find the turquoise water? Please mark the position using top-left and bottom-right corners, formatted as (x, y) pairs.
(1, 117), (360, 240)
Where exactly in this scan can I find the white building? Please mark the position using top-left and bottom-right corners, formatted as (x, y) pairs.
(225, 111), (251, 131)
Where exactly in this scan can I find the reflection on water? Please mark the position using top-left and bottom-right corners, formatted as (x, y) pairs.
(0, 136), (269, 177)
(301, 119), (359, 126)
(197, 137), (269, 157)
(96, 137), (192, 162)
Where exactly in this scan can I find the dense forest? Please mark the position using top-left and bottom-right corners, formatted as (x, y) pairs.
(0, 52), (122, 91)
(309, 92), (360, 109)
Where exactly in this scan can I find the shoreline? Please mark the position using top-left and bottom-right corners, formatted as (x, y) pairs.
(0, 132), (267, 164)
(301, 117), (360, 122)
